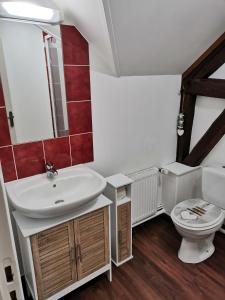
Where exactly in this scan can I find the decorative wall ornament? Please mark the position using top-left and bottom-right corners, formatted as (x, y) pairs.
(177, 113), (184, 136)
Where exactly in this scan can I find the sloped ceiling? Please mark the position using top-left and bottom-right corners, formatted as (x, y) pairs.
(53, 0), (118, 76)
(54, 0), (225, 76)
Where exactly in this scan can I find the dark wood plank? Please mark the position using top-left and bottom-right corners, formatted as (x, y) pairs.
(185, 78), (225, 99)
(61, 215), (225, 300)
(183, 31), (225, 84)
(183, 108), (225, 166)
(176, 93), (196, 162)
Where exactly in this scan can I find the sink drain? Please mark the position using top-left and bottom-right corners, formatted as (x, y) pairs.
(54, 200), (64, 205)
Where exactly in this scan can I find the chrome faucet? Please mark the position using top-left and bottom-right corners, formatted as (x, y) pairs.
(45, 161), (58, 179)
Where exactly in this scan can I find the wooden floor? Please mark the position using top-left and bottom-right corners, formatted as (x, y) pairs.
(22, 215), (225, 300)
(59, 214), (225, 300)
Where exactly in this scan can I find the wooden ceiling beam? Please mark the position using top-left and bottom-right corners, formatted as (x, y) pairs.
(183, 109), (225, 166)
(183, 32), (225, 85)
(185, 78), (225, 99)
(177, 31), (225, 165)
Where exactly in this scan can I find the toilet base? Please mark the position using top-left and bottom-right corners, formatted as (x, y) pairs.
(178, 234), (215, 264)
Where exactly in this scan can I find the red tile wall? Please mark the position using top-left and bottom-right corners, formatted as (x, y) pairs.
(0, 25), (93, 182)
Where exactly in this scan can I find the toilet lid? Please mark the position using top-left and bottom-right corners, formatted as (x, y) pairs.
(171, 198), (224, 229)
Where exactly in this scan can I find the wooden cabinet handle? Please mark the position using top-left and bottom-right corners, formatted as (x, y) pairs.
(79, 245), (82, 262)
(70, 246), (75, 261)
(76, 245), (82, 262)
(76, 245), (80, 261)
(118, 230), (122, 244)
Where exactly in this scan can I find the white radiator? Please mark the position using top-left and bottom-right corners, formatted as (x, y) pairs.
(128, 167), (161, 226)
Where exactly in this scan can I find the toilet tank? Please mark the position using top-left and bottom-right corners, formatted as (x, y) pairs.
(161, 163), (201, 213)
(202, 167), (225, 209)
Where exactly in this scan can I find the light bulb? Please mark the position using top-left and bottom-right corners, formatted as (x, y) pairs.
(2, 2), (54, 21)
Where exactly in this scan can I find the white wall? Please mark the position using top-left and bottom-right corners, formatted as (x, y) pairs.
(190, 64), (225, 166)
(89, 70), (181, 176)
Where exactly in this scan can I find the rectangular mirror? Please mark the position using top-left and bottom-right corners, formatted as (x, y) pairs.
(0, 21), (68, 144)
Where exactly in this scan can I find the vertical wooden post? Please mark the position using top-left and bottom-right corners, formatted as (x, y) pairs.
(176, 93), (196, 162)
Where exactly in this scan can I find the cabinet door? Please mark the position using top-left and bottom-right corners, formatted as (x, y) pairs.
(74, 207), (109, 280)
(117, 202), (131, 262)
(31, 221), (77, 300)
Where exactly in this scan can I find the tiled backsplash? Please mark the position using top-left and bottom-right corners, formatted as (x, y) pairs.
(0, 25), (93, 182)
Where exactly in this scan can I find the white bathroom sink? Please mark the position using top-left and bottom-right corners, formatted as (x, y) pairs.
(6, 165), (106, 219)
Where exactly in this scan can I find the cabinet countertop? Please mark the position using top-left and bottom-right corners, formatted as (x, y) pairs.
(13, 195), (112, 237)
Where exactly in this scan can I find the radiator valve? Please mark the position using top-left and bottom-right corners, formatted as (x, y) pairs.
(159, 168), (169, 175)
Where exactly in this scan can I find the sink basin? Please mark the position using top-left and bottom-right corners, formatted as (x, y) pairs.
(6, 165), (106, 219)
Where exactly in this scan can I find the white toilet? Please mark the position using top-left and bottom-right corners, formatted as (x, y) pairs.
(171, 167), (225, 264)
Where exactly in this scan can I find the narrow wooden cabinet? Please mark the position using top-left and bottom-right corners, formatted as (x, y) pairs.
(104, 174), (133, 266)
(117, 202), (131, 262)
(29, 207), (110, 300)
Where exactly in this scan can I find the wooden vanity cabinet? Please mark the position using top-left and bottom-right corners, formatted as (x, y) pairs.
(30, 207), (109, 300)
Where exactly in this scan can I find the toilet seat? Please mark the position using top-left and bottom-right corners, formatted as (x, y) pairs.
(171, 198), (224, 230)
